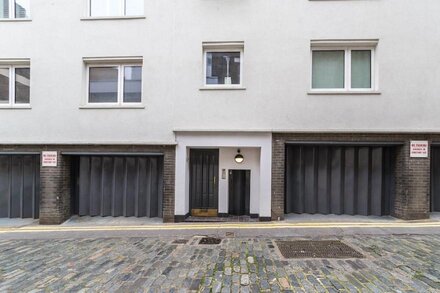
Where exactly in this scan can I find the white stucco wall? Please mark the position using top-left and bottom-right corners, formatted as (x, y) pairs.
(175, 132), (272, 217)
(218, 147), (260, 215)
(0, 1), (439, 145)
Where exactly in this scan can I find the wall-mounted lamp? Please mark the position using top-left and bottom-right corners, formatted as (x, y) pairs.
(234, 149), (244, 164)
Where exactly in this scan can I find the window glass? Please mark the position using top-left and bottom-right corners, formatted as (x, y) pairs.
(15, 0), (29, 18)
(125, 0), (143, 16)
(90, 0), (122, 17)
(123, 66), (142, 103)
(89, 67), (119, 103)
(15, 68), (30, 104)
(0, 68), (9, 103)
(206, 52), (241, 85)
(312, 51), (345, 89)
(1, 0), (9, 18)
(351, 50), (372, 89)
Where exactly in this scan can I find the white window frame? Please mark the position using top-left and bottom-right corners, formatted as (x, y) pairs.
(0, 65), (31, 108)
(88, 0), (143, 17)
(1, 0), (31, 19)
(86, 63), (143, 107)
(203, 47), (244, 89)
(310, 45), (378, 94)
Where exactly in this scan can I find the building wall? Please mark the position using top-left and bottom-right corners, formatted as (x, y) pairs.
(175, 132), (272, 219)
(1, 1), (440, 145)
(272, 133), (438, 221)
(0, 145), (175, 224)
(218, 147), (260, 216)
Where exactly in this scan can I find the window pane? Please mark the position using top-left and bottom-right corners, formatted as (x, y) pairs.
(206, 52), (241, 85)
(89, 67), (119, 103)
(125, 0), (143, 16)
(15, 68), (30, 104)
(0, 68), (9, 103)
(1, 0), (9, 18)
(90, 0), (122, 17)
(351, 50), (372, 89)
(312, 51), (345, 89)
(15, 0), (30, 18)
(123, 66), (142, 103)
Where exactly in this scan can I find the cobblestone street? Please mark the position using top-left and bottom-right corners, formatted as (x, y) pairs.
(0, 234), (439, 292)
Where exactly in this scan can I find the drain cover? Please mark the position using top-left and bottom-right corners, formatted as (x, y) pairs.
(172, 239), (188, 244)
(199, 237), (222, 245)
(276, 240), (364, 259)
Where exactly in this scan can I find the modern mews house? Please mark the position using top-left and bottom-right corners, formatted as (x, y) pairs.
(0, 0), (439, 224)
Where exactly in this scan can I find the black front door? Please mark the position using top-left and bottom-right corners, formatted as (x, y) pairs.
(431, 147), (440, 212)
(229, 170), (250, 216)
(190, 149), (219, 217)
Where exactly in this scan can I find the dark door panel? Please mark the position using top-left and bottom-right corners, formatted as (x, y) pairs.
(73, 156), (163, 218)
(432, 148), (440, 212)
(0, 155), (40, 219)
(229, 170), (250, 216)
(190, 149), (219, 216)
(285, 145), (395, 216)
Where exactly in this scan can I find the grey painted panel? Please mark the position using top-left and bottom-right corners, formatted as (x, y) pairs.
(190, 149), (219, 210)
(75, 156), (163, 218)
(0, 155), (39, 219)
(432, 148), (440, 212)
(285, 145), (395, 216)
(357, 148), (369, 216)
(371, 148), (383, 216)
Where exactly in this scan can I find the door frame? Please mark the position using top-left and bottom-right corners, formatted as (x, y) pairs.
(189, 149), (219, 217)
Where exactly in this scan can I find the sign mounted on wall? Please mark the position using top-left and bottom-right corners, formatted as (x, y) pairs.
(410, 141), (429, 158)
(42, 151), (58, 167)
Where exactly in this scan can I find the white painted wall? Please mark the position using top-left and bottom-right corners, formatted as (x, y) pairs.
(175, 132), (272, 217)
(218, 147), (260, 215)
(0, 0), (440, 145)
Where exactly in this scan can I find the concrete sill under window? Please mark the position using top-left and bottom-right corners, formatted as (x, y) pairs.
(0, 18), (32, 22)
(0, 105), (31, 109)
(199, 86), (246, 91)
(80, 16), (146, 21)
(79, 105), (145, 109)
(308, 91), (381, 96)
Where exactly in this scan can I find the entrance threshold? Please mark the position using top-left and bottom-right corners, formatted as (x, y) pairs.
(185, 216), (259, 223)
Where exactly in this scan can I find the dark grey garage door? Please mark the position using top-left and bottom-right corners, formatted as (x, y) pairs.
(72, 156), (163, 218)
(0, 155), (40, 219)
(285, 145), (395, 216)
(431, 147), (440, 212)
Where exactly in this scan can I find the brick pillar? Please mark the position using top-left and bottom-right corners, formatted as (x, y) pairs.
(162, 147), (176, 223)
(271, 135), (285, 220)
(39, 153), (71, 225)
(393, 141), (431, 220)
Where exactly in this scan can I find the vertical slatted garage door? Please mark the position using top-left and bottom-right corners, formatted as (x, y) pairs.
(285, 145), (395, 216)
(72, 156), (163, 218)
(0, 155), (40, 219)
(431, 147), (440, 212)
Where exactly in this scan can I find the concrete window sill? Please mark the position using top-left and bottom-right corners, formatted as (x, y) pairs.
(80, 16), (146, 21)
(0, 18), (32, 22)
(199, 86), (246, 91)
(308, 91), (382, 96)
(79, 105), (145, 109)
(0, 105), (31, 109)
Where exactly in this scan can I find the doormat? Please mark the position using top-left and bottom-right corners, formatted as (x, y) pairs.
(275, 240), (364, 259)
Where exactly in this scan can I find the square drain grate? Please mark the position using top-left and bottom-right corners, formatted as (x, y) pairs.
(199, 237), (222, 245)
(276, 240), (364, 259)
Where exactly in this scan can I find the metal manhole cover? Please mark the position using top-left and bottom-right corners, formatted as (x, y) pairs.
(199, 237), (222, 245)
(275, 240), (364, 259)
(172, 239), (188, 245)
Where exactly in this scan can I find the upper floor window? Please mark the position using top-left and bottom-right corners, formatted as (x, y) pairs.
(0, 65), (30, 108)
(310, 40), (378, 93)
(203, 42), (244, 89)
(89, 0), (144, 17)
(1, 0), (30, 19)
(86, 62), (142, 106)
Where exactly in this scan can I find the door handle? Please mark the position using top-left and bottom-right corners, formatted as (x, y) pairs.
(213, 176), (216, 185)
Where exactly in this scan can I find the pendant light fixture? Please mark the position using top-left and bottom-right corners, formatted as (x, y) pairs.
(234, 149), (244, 164)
